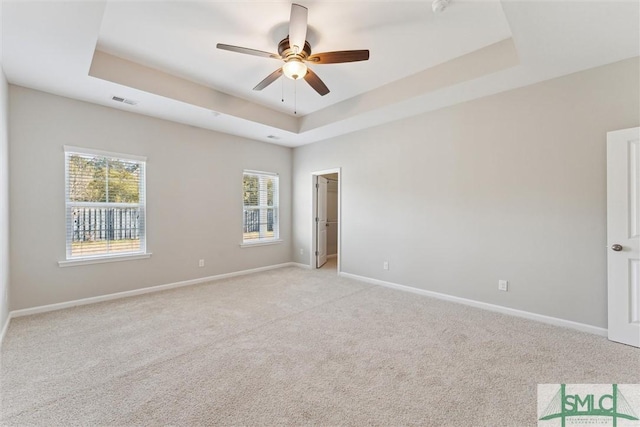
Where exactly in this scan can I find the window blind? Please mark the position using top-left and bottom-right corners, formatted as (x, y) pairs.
(243, 170), (279, 243)
(64, 146), (146, 259)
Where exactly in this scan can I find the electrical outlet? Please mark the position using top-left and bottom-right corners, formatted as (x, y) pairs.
(300, 248), (304, 255)
(498, 280), (508, 292)
(199, 259), (205, 268)
(383, 261), (389, 270)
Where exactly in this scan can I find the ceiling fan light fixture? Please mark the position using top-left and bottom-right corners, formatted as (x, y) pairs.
(282, 58), (307, 80)
(217, 4), (368, 96)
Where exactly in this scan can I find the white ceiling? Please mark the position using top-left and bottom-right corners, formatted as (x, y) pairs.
(2, 1), (639, 147)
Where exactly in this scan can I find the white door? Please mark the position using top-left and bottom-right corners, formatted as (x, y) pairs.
(607, 127), (640, 347)
(316, 176), (328, 268)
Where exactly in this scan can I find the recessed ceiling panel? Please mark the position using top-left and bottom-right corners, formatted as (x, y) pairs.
(97, 0), (512, 116)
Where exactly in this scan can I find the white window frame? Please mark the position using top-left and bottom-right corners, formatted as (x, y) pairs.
(60, 146), (149, 266)
(242, 170), (281, 246)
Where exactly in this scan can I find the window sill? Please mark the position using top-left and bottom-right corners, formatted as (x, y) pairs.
(58, 253), (152, 268)
(240, 239), (283, 248)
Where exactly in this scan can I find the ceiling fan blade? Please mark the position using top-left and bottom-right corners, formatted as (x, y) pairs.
(307, 50), (370, 64)
(289, 4), (308, 55)
(253, 68), (284, 91)
(217, 44), (281, 60)
(304, 68), (329, 96)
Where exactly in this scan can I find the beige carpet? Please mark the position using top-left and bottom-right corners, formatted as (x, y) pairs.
(1, 265), (638, 426)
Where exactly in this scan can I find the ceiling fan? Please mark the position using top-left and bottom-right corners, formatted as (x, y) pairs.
(216, 3), (370, 96)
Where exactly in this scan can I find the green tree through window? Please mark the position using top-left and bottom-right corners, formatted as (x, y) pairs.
(68, 155), (140, 203)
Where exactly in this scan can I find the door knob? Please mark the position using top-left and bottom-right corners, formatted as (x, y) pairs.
(611, 244), (623, 252)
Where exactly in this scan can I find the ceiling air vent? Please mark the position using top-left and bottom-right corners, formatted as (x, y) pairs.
(111, 96), (139, 106)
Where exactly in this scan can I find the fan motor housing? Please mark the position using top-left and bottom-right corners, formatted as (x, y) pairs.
(278, 37), (312, 60)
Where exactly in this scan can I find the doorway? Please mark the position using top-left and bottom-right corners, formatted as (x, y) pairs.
(311, 169), (340, 272)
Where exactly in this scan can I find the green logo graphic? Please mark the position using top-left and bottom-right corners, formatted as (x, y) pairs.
(539, 384), (639, 427)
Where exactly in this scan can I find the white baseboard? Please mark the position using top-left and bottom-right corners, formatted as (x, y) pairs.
(2, 263), (608, 348)
(10, 262), (298, 319)
(290, 262), (312, 269)
(339, 272), (607, 337)
(327, 254), (337, 259)
(0, 312), (11, 347)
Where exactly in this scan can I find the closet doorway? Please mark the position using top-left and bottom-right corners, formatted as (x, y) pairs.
(311, 169), (340, 272)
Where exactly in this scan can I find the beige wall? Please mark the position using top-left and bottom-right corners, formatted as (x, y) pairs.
(9, 86), (292, 310)
(0, 69), (9, 330)
(6, 57), (639, 329)
(293, 57), (640, 328)
(0, 0), (10, 332)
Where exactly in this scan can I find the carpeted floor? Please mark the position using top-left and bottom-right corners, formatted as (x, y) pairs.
(1, 264), (638, 426)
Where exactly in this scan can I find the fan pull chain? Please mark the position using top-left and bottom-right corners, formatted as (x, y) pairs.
(281, 78), (284, 103)
(294, 80), (297, 115)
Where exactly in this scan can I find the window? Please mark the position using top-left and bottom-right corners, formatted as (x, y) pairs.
(243, 170), (279, 244)
(64, 146), (146, 260)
